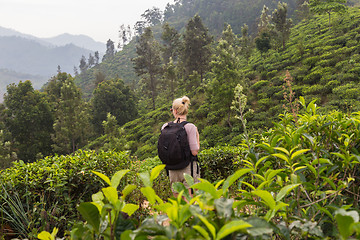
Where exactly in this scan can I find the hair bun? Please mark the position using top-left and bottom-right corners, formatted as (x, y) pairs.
(181, 96), (190, 105)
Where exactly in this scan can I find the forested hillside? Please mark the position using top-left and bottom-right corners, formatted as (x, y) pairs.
(1, 0), (359, 164)
(75, 0), (302, 95)
(82, 2), (360, 160)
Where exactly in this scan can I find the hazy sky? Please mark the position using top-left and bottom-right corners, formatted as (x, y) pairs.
(0, 0), (172, 43)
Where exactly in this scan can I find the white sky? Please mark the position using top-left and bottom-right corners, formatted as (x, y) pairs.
(0, 0), (172, 43)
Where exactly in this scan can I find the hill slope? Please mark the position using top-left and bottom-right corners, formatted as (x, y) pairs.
(76, 0), (360, 98)
(0, 36), (93, 77)
(243, 7), (360, 128)
(92, 6), (360, 159)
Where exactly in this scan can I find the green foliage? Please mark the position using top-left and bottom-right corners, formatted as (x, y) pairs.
(0, 129), (16, 169)
(182, 14), (213, 85)
(309, 0), (348, 28)
(132, 27), (162, 110)
(0, 150), (131, 236)
(198, 146), (242, 183)
(91, 78), (138, 134)
(49, 74), (92, 155)
(70, 170), (138, 240)
(207, 24), (243, 127)
(4, 80), (54, 162)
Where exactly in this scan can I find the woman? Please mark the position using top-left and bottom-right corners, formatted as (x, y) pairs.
(161, 96), (200, 197)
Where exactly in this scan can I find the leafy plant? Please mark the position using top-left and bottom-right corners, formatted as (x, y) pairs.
(70, 170), (138, 240)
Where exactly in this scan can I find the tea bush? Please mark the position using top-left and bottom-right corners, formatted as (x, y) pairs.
(0, 150), (132, 236)
(198, 145), (242, 183)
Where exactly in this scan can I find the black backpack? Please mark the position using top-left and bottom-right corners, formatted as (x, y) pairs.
(157, 121), (191, 170)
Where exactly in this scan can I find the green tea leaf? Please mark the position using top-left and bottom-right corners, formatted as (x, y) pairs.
(138, 172), (151, 187)
(216, 220), (252, 240)
(335, 208), (359, 239)
(272, 153), (289, 163)
(291, 149), (310, 160)
(193, 225), (210, 239)
(179, 205), (192, 226)
(196, 214), (216, 239)
(92, 171), (111, 186)
(122, 184), (137, 199)
(184, 173), (194, 187)
(102, 187), (118, 205)
(255, 156), (269, 170)
(192, 181), (218, 198)
(77, 203), (100, 233)
(122, 204), (139, 216)
(265, 169), (284, 181)
(111, 170), (129, 189)
(252, 190), (276, 210)
(331, 152), (347, 161)
(305, 164), (317, 177)
(150, 165), (165, 182)
(311, 158), (332, 165)
(302, 133), (314, 145)
(274, 147), (290, 156)
(37, 231), (53, 240)
(140, 186), (157, 205)
(222, 169), (252, 193)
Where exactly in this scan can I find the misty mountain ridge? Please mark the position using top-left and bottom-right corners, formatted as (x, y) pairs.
(0, 26), (105, 52)
(0, 68), (46, 102)
(0, 36), (94, 76)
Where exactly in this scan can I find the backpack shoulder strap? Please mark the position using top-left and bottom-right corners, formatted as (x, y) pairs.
(179, 121), (188, 127)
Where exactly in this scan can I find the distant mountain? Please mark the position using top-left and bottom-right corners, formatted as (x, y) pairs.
(43, 33), (106, 53)
(0, 26), (105, 52)
(0, 36), (93, 77)
(0, 68), (47, 102)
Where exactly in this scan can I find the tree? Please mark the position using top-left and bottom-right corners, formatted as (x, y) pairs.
(258, 5), (272, 33)
(182, 14), (213, 85)
(0, 129), (17, 169)
(240, 24), (252, 62)
(272, 2), (293, 49)
(73, 66), (79, 76)
(161, 23), (181, 64)
(255, 31), (271, 56)
(94, 71), (106, 86)
(49, 74), (91, 154)
(141, 7), (163, 26)
(134, 21), (146, 37)
(163, 58), (177, 101)
(208, 24), (242, 127)
(88, 53), (95, 68)
(79, 55), (88, 73)
(94, 51), (100, 65)
(91, 78), (138, 134)
(103, 39), (115, 61)
(161, 23), (181, 100)
(118, 24), (133, 49)
(309, 0), (347, 28)
(132, 27), (162, 110)
(296, 0), (311, 20)
(4, 81), (54, 162)
(0, 104), (16, 169)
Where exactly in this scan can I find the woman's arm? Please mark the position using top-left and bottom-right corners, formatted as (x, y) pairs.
(191, 129), (200, 156)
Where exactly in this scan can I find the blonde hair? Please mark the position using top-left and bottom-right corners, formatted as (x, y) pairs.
(172, 96), (190, 115)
